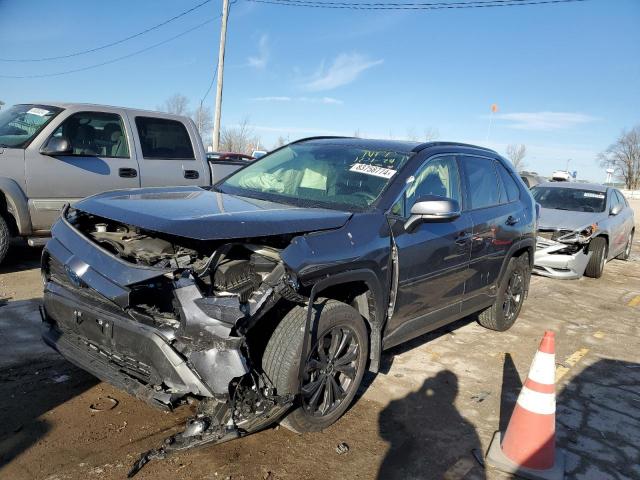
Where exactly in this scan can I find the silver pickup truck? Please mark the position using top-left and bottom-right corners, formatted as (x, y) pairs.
(0, 102), (240, 265)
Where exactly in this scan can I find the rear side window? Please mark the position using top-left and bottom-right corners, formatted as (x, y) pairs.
(135, 117), (195, 160)
(614, 190), (627, 207)
(497, 163), (520, 203)
(462, 156), (500, 210)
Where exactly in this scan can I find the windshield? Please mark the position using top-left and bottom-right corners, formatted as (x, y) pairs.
(0, 104), (63, 148)
(532, 186), (607, 213)
(219, 143), (413, 210)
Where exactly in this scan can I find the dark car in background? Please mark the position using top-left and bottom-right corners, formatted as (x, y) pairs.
(41, 138), (536, 456)
(532, 182), (635, 279)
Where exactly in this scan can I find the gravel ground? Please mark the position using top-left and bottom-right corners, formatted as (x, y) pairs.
(0, 200), (638, 480)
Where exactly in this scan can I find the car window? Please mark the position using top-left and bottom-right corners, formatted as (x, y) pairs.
(614, 190), (627, 207)
(50, 111), (129, 158)
(405, 155), (461, 213)
(0, 104), (63, 149)
(497, 163), (520, 203)
(221, 143), (413, 211)
(520, 176), (530, 188)
(462, 156), (500, 210)
(135, 117), (195, 160)
(531, 187), (606, 213)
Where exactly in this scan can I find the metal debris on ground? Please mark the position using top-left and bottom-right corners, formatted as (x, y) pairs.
(89, 396), (119, 412)
(336, 442), (350, 455)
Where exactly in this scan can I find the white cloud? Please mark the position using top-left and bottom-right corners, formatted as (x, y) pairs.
(493, 111), (597, 131)
(302, 53), (383, 91)
(250, 96), (343, 105)
(247, 34), (269, 69)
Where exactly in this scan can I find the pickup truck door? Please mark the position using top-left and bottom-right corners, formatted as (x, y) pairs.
(25, 109), (141, 232)
(383, 154), (473, 348)
(128, 114), (208, 188)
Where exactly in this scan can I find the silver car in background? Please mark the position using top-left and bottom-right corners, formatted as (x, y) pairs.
(531, 182), (635, 279)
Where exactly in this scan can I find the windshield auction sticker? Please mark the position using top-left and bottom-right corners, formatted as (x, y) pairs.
(350, 163), (397, 179)
(26, 107), (50, 117)
(583, 192), (605, 198)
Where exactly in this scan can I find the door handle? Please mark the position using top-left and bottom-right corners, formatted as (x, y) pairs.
(119, 168), (138, 178)
(455, 232), (472, 246)
(184, 169), (199, 179)
(506, 216), (519, 226)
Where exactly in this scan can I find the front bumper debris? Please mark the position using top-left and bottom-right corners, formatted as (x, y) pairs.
(533, 235), (592, 279)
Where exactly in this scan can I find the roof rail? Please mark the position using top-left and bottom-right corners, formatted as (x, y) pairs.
(411, 141), (497, 154)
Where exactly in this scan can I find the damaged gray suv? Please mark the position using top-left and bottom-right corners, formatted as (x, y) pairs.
(41, 138), (536, 465)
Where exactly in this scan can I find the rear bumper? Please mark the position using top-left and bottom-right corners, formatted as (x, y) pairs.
(533, 237), (591, 280)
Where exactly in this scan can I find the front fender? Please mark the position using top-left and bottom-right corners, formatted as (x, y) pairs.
(0, 177), (32, 235)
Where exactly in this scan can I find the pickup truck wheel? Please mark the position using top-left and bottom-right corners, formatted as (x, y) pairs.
(0, 215), (10, 265)
(617, 230), (634, 261)
(476, 253), (529, 332)
(262, 299), (368, 434)
(584, 237), (607, 278)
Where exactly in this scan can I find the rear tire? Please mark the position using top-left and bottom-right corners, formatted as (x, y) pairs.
(0, 215), (10, 266)
(617, 230), (634, 261)
(477, 253), (529, 332)
(584, 237), (607, 278)
(262, 299), (368, 433)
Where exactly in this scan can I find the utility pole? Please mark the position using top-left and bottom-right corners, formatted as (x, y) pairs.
(212, 0), (230, 151)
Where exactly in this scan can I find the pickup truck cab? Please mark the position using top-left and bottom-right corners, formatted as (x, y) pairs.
(0, 102), (212, 264)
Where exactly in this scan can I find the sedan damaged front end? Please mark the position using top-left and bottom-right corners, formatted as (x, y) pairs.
(533, 225), (596, 279)
(41, 206), (307, 465)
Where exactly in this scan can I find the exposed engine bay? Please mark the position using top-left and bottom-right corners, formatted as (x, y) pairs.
(45, 209), (310, 475)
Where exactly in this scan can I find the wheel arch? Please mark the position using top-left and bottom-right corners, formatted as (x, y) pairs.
(303, 269), (386, 375)
(0, 178), (32, 236)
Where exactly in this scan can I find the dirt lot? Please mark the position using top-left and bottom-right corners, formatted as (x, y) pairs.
(1, 201), (639, 480)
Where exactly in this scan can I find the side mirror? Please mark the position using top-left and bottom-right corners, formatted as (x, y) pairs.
(41, 137), (71, 156)
(610, 204), (622, 216)
(405, 195), (461, 231)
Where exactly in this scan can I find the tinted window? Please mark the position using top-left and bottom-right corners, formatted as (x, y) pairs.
(403, 155), (461, 215)
(51, 111), (129, 158)
(463, 156), (500, 209)
(497, 163), (520, 203)
(614, 190), (627, 207)
(135, 117), (194, 160)
(520, 176), (530, 188)
(531, 187), (606, 213)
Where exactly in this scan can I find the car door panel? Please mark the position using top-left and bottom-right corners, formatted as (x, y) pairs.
(383, 154), (472, 346)
(25, 110), (141, 231)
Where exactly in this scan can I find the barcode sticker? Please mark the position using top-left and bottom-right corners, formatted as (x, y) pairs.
(349, 163), (397, 179)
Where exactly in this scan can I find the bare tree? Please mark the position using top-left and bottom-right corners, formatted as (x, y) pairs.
(219, 118), (261, 154)
(274, 135), (288, 149)
(598, 126), (640, 190)
(159, 93), (190, 115)
(0, 100), (5, 111)
(506, 144), (527, 171)
(191, 103), (213, 143)
(352, 129), (361, 138)
(423, 127), (439, 141)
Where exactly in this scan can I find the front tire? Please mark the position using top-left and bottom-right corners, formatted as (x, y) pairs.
(477, 253), (529, 331)
(0, 215), (10, 266)
(584, 237), (607, 278)
(262, 299), (368, 433)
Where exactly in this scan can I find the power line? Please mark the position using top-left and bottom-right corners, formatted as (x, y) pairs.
(0, 17), (219, 79)
(244, 0), (587, 10)
(0, 0), (213, 62)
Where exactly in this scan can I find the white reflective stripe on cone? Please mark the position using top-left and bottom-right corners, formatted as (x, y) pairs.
(516, 386), (556, 415)
(527, 351), (555, 385)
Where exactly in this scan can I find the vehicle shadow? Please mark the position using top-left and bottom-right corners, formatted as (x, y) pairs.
(0, 242), (43, 274)
(376, 370), (485, 479)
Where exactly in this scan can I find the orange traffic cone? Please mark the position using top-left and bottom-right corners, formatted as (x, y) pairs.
(486, 331), (565, 479)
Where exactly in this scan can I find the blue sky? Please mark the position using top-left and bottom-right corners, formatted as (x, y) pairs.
(1, 0), (639, 181)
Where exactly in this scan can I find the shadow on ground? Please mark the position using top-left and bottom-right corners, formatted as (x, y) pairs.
(377, 370), (485, 480)
(0, 242), (43, 274)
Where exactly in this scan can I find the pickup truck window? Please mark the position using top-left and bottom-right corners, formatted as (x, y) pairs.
(135, 117), (195, 160)
(0, 104), (63, 148)
(50, 111), (130, 158)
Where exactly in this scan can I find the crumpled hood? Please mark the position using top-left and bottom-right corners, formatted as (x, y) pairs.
(73, 186), (352, 241)
(538, 207), (605, 231)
